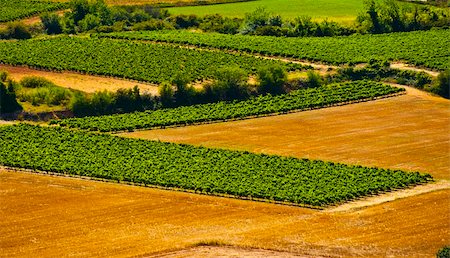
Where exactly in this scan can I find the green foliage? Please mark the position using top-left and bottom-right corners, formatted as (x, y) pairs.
(53, 81), (404, 132)
(16, 76), (73, 106)
(428, 70), (450, 98)
(0, 36), (302, 84)
(0, 22), (32, 40)
(70, 87), (154, 117)
(358, 0), (450, 33)
(0, 0), (66, 23)
(207, 66), (249, 101)
(437, 246), (450, 258)
(158, 82), (175, 108)
(257, 65), (287, 95)
(0, 124), (431, 207)
(41, 12), (63, 34)
(0, 81), (22, 115)
(97, 29), (450, 70)
(306, 71), (323, 88)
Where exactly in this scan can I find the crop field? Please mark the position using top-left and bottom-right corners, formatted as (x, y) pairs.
(0, 64), (159, 95)
(1, 170), (448, 257)
(123, 86), (450, 180)
(1, 0), (449, 256)
(99, 29), (450, 70)
(53, 81), (404, 132)
(0, 124), (430, 207)
(167, 0), (364, 22)
(0, 0), (66, 22)
(0, 36), (301, 84)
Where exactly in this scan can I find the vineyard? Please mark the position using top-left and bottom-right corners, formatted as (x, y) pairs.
(97, 29), (450, 70)
(0, 36), (301, 83)
(0, 124), (431, 207)
(0, 0), (66, 22)
(52, 81), (404, 132)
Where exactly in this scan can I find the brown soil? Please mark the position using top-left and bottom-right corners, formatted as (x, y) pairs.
(121, 86), (450, 180)
(0, 170), (448, 257)
(0, 64), (160, 95)
(391, 62), (440, 77)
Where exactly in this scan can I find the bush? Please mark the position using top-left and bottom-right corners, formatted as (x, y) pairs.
(17, 77), (73, 106)
(20, 76), (54, 88)
(306, 71), (323, 88)
(437, 246), (450, 258)
(209, 66), (249, 101)
(0, 81), (22, 114)
(257, 65), (287, 95)
(41, 13), (63, 34)
(429, 70), (450, 98)
(158, 82), (175, 108)
(0, 22), (32, 40)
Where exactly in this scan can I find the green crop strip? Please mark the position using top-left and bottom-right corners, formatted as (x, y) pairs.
(0, 124), (431, 207)
(0, 36), (301, 83)
(0, 0), (66, 22)
(52, 81), (404, 132)
(97, 29), (450, 70)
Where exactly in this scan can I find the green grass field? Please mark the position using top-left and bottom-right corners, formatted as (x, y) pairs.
(166, 0), (364, 23)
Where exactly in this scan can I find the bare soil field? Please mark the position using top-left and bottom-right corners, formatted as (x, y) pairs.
(122, 86), (450, 179)
(0, 64), (159, 95)
(0, 170), (448, 257)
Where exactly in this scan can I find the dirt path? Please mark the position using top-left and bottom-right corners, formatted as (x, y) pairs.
(391, 62), (440, 77)
(0, 64), (160, 95)
(1, 170), (448, 257)
(326, 180), (450, 213)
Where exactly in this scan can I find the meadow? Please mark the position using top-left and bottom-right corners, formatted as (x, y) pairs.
(167, 0), (364, 22)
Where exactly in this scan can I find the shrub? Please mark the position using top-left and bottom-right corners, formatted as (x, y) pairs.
(0, 81), (22, 114)
(0, 22), (32, 39)
(20, 76), (54, 88)
(209, 66), (249, 101)
(257, 65), (287, 95)
(158, 82), (175, 108)
(429, 70), (450, 99)
(41, 13), (63, 34)
(306, 71), (323, 88)
(437, 246), (450, 258)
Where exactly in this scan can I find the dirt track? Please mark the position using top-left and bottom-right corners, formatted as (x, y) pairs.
(0, 64), (160, 95)
(1, 170), (448, 257)
(121, 86), (450, 179)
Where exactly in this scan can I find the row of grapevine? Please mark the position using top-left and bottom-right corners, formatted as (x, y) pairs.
(0, 0), (66, 22)
(97, 29), (450, 70)
(0, 36), (302, 83)
(0, 124), (431, 207)
(52, 81), (404, 132)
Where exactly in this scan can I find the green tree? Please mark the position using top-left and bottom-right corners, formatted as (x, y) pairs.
(211, 66), (249, 101)
(257, 65), (287, 95)
(158, 82), (175, 108)
(0, 81), (22, 115)
(41, 13), (63, 34)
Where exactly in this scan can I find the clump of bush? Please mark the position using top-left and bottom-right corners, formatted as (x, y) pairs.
(70, 86), (155, 117)
(15, 76), (73, 106)
(0, 22), (32, 40)
(0, 71), (23, 115)
(427, 70), (449, 99)
(437, 246), (450, 258)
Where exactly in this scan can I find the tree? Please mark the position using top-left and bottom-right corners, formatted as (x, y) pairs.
(211, 67), (249, 101)
(41, 13), (63, 34)
(257, 65), (287, 95)
(0, 81), (22, 115)
(158, 82), (175, 108)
